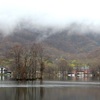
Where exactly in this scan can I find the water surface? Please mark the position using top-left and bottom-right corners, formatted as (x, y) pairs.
(0, 80), (100, 100)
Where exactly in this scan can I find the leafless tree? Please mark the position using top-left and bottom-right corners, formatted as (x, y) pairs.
(10, 44), (23, 79)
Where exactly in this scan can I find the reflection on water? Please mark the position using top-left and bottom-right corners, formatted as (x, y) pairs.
(0, 81), (45, 100)
(0, 85), (100, 100)
(0, 76), (100, 100)
(0, 80), (100, 100)
(0, 75), (11, 81)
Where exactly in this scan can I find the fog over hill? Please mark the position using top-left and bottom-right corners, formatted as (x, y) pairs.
(0, 22), (99, 56)
(0, 20), (100, 60)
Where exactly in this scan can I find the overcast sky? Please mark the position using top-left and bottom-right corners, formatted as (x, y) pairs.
(0, 0), (100, 28)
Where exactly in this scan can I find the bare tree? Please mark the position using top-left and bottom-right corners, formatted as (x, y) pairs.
(58, 58), (68, 77)
(10, 44), (23, 79)
(30, 43), (45, 79)
(37, 44), (45, 79)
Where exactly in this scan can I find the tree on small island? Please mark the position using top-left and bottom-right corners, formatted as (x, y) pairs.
(9, 43), (45, 80)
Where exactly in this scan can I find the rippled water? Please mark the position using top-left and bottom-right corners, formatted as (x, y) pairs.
(0, 80), (100, 100)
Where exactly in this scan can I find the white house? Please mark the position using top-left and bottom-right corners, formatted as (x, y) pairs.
(0, 66), (7, 74)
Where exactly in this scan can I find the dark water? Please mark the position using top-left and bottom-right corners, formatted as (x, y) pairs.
(0, 80), (100, 100)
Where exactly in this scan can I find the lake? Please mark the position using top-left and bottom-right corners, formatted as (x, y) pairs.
(0, 77), (100, 100)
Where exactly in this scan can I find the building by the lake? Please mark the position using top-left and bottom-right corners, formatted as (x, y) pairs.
(0, 66), (11, 74)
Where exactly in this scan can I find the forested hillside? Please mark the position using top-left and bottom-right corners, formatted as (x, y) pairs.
(0, 22), (100, 65)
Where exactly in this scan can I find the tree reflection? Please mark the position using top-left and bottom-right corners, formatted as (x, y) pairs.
(40, 79), (44, 100)
(15, 87), (27, 100)
(14, 80), (45, 100)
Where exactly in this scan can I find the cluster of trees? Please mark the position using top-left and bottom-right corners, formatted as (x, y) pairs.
(8, 43), (86, 80)
(7, 43), (100, 79)
(9, 43), (45, 80)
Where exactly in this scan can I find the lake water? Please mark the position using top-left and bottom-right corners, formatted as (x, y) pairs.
(0, 77), (100, 100)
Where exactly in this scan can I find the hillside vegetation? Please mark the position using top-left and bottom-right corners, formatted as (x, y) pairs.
(0, 22), (100, 76)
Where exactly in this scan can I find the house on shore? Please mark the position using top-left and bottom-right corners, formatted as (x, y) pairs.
(0, 66), (11, 74)
(68, 66), (92, 77)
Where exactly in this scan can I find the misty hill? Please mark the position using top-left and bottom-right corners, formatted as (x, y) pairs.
(44, 29), (100, 54)
(1, 24), (100, 59)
